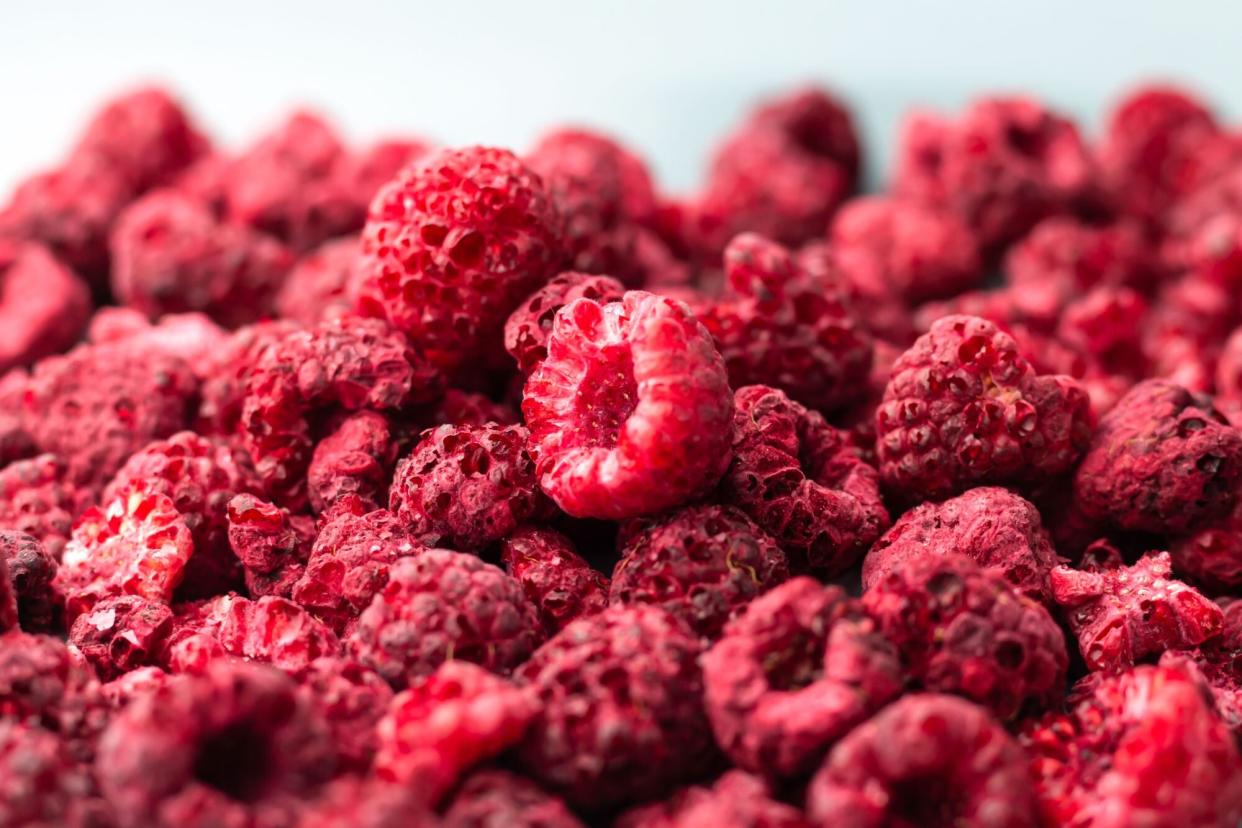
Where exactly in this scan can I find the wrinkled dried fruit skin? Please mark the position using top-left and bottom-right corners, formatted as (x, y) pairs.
(808, 694), (1038, 828)
(274, 236), (362, 325)
(500, 525), (609, 635)
(701, 578), (901, 780)
(442, 770), (585, 828)
(226, 493), (314, 598)
(722, 385), (888, 576)
(0, 454), (81, 562)
(523, 291), (734, 519)
(616, 770), (807, 828)
(505, 271), (627, 375)
(69, 595), (173, 680)
(0, 530), (57, 631)
(194, 320), (298, 437)
(307, 410), (397, 514)
(0, 240), (91, 374)
(295, 656), (393, 774)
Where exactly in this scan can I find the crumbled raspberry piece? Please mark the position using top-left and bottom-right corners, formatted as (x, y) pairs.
(1050, 543), (1222, 672)
(374, 661), (535, 802)
(0, 240), (91, 373)
(307, 410), (397, 513)
(274, 235), (360, 325)
(389, 422), (549, 551)
(500, 525), (609, 635)
(0, 631), (96, 731)
(722, 385), (888, 576)
(295, 656), (393, 773)
(301, 777), (437, 828)
(88, 307), (229, 370)
(110, 188), (294, 326)
(356, 145), (565, 370)
(862, 486), (1060, 604)
(226, 493), (313, 598)
(808, 694), (1037, 827)
(1021, 662), (1242, 828)
(505, 271), (627, 375)
(523, 290), (734, 519)
(1170, 502), (1242, 594)
(701, 577), (901, 779)
(876, 314), (1093, 501)
(442, 770), (585, 828)
(515, 605), (715, 811)
(700, 233), (872, 413)
(0, 721), (106, 828)
(1073, 379), (1242, 533)
(0, 530), (57, 631)
(348, 550), (541, 687)
(0, 453), (81, 560)
(616, 770), (806, 828)
(611, 505), (789, 639)
(69, 595), (173, 680)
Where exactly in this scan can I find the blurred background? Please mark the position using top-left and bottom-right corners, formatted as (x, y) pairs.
(3, 0), (1239, 194)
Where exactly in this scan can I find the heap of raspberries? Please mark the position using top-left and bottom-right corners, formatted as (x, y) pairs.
(3, 79), (1242, 827)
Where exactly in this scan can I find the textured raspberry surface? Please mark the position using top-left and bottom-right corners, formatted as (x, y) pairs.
(442, 770), (585, 828)
(0, 240), (91, 374)
(616, 770), (806, 828)
(226, 493), (314, 598)
(505, 271), (627, 374)
(701, 577), (901, 779)
(0, 720), (105, 827)
(500, 525), (609, 635)
(69, 595), (173, 680)
(417, 387), (519, 429)
(307, 410), (397, 513)
(1162, 599), (1242, 731)
(523, 290), (734, 519)
(0, 454), (80, 561)
(274, 235), (360, 325)
(0, 531), (56, 631)
(0, 551), (15, 634)
(294, 656), (393, 774)
(193, 319), (297, 435)
(1170, 501), (1242, 593)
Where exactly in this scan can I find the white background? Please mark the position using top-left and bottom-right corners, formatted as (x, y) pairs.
(2, 0), (1239, 195)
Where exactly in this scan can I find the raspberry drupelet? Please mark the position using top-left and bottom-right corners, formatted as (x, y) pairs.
(505, 271), (627, 375)
(500, 525), (609, 635)
(0, 240), (91, 374)
(616, 770), (807, 828)
(442, 770), (586, 828)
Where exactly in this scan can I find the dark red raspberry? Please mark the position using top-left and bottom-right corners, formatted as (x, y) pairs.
(307, 410), (397, 514)
(388, 422), (549, 551)
(1170, 502), (1242, 594)
(1021, 662), (1242, 828)
(1073, 379), (1242, 533)
(301, 777), (436, 828)
(96, 661), (334, 828)
(294, 656), (393, 774)
(348, 550), (541, 687)
(0, 530), (57, 631)
(864, 554), (1067, 720)
(226, 493), (314, 598)
(515, 605), (715, 811)
(374, 661), (535, 802)
(829, 195), (982, 303)
(505, 271), (627, 375)
(88, 307), (229, 370)
(523, 290), (734, 519)
(500, 525), (609, 635)
(0, 721), (106, 828)
(274, 235), (360, 325)
(876, 314), (1093, 501)
(355, 145), (565, 370)
(616, 770), (806, 828)
(0, 240), (91, 373)
(442, 770), (585, 828)
(110, 188), (295, 326)
(1050, 542), (1222, 672)
(701, 577), (901, 780)
(808, 693), (1037, 828)
(1162, 599), (1242, 732)
(0, 549), (15, 633)
(69, 595), (173, 680)
(0, 631), (96, 732)
(611, 505), (789, 639)
(0, 454), (81, 560)
(722, 385), (888, 576)
(862, 487), (1060, 605)
(1056, 286), (1149, 378)
(700, 233), (872, 413)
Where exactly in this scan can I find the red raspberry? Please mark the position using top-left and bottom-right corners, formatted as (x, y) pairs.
(294, 656), (393, 774)
(876, 315), (1093, 501)
(194, 319), (297, 436)
(0, 531), (57, 631)
(0, 549), (15, 634)
(417, 387), (519, 429)
(442, 770), (585, 828)
(348, 550), (541, 687)
(0, 454), (81, 560)
(616, 770), (805, 828)
(504, 271), (627, 375)
(301, 777), (436, 828)
(1141, 273), (1236, 392)
(110, 188), (295, 326)
(307, 410), (397, 514)
(862, 487), (1060, 605)
(611, 505), (789, 639)
(88, 307), (229, 370)
(69, 595), (173, 680)
(0, 631), (97, 732)
(701, 577), (901, 780)
(500, 525), (608, 635)
(799, 240), (917, 347)
(829, 195), (983, 303)
(1021, 662), (1242, 828)
(1005, 216), (1159, 303)
(515, 605), (715, 810)
(722, 385), (888, 576)
(1170, 502), (1242, 594)
(1073, 379), (1242, 533)
(1050, 542), (1222, 672)
(0, 721), (106, 828)
(96, 661), (334, 828)
(1056, 286), (1149, 378)
(274, 236), (360, 325)
(100, 665), (174, 710)
(356, 145), (564, 370)
(226, 493), (314, 598)
(808, 693), (1037, 828)
(1217, 327), (1242, 399)
(0, 240), (91, 373)
(700, 233), (873, 413)
(1163, 599), (1242, 731)
(388, 422), (549, 551)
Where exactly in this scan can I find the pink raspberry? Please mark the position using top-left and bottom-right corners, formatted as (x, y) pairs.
(0, 454), (81, 560)
(808, 694), (1037, 828)
(722, 385), (888, 576)
(274, 236), (361, 325)
(500, 525), (609, 635)
(505, 271), (627, 375)
(1170, 502), (1242, 594)
(294, 656), (393, 773)
(0, 531), (57, 631)
(0, 240), (91, 374)
(226, 493), (314, 598)
(701, 577), (901, 780)
(442, 770), (585, 828)
(0, 548), (15, 634)
(307, 410), (397, 513)
(336, 138), (434, 208)
(799, 240), (917, 347)
(876, 314), (1093, 501)
(1140, 273), (1235, 392)
(1217, 326), (1242, 399)
(87, 308), (229, 370)
(616, 770), (805, 828)
(523, 290), (734, 519)
(69, 595), (173, 680)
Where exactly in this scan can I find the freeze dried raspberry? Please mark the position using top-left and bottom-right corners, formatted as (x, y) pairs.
(799, 240), (916, 347)
(356, 145), (565, 369)
(0, 454), (80, 560)
(895, 97), (1095, 253)
(500, 525), (609, 634)
(0, 631), (96, 731)
(295, 657), (393, 773)
(505, 271), (626, 375)
(523, 290), (733, 519)
(829, 195), (982, 303)
(1056, 286), (1149, 378)
(307, 410), (397, 513)
(700, 233), (872, 413)
(1021, 662), (1242, 828)
(389, 423), (548, 551)
(274, 235), (360, 325)
(1171, 502), (1242, 594)
(418, 388), (519, 429)
(876, 315), (1093, 501)
(226, 494), (314, 598)
(348, 550), (541, 687)
(0, 530), (57, 631)
(443, 770), (584, 828)
(808, 694), (1036, 827)
(69, 595), (173, 680)
(88, 307), (229, 370)
(1006, 216), (1159, 303)
(56, 483), (194, 620)
(0, 721), (106, 828)
(0, 552), (15, 633)
(1050, 543), (1222, 672)
(616, 770), (806, 828)
(301, 777), (437, 828)
(611, 505), (789, 639)
(96, 661), (334, 827)
(515, 605), (715, 811)
(722, 385), (888, 576)
(701, 578), (901, 780)
(1217, 327), (1242, 399)
(1073, 379), (1242, 533)
(110, 188), (295, 326)
(862, 487), (1060, 604)
(374, 661), (535, 802)
(195, 319), (296, 436)
(337, 138), (434, 208)
(1163, 600), (1242, 731)
(0, 240), (91, 373)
